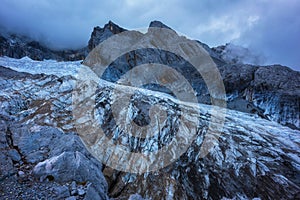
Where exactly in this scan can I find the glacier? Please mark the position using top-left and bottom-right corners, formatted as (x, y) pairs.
(0, 56), (299, 199)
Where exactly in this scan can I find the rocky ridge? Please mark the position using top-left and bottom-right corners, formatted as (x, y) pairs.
(0, 33), (87, 61)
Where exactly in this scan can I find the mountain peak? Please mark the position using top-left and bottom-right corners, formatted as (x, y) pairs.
(149, 20), (172, 30)
(88, 21), (127, 51)
(103, 20), (125, 32)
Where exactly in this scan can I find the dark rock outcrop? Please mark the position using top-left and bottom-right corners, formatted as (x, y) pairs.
(149, 20), (172, 29)
(0, 33), (87, 61)
(88, 20), (127, 51)
(0, 123), (109, 199)
(220, 63), (300, 129)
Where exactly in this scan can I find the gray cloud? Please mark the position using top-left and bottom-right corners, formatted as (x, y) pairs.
(0, 0), (299, 71)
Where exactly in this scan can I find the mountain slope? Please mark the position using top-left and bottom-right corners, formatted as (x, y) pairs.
(84, 21), (300, 130)
(0, 33), (87, 61)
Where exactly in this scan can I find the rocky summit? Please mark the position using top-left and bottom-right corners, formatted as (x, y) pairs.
(0, 21), (299, 200)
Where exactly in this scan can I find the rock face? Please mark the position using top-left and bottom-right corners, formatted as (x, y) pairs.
(88, 20), (127, 51)
(149, 20), (173, 29)
(0, 123), (109, 199)
(250, 65), (300, 129)
(0, 21), (299, 200)
(219, 63), (300, 130)
(0, 33), (87, 61)
(0, 20), (126, 61)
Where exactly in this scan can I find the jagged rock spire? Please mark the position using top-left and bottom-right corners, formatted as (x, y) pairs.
(88, 21), (127, 51)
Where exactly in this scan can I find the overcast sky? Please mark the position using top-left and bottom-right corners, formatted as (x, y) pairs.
(0, 0), (299, 71)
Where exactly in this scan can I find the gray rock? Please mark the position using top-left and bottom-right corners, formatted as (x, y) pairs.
(54, 185), (70, 199)
(71, 181), (76, 189)
(1, 19), (299, 130)
(70, 181), (77, 195)
(128, 194), (146, 200)
(33, 151), (108, 198)
(250, 65), (300, 129)
(17, 171), (25, 177)
(25, 150), (48, 164)
(77, 185), (85, 196)
(10, 125), (63, 156)
(7, 149), (21, 162)
(65, 196), (77, 200)
(217, 62), (300, 129)
(0, 118), (8, 135)
(0, 130), (9, 149)
(7, 125), (64, 164)
(84, 183), (108, 200)
(49, 133), (90, 157)
(0, 152), (15, 179)
(70, 189), (78, 196)
(85, 21), (300, 129)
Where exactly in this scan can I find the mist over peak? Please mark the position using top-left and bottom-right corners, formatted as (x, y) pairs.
(0, 0), (299, 70)
(213, 43), (266, 66)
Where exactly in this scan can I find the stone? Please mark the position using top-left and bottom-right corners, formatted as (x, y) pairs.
(128, 194), (146, 200)
(0, 131), (9, 149)
(54, 185), (70, 199)
(25, 150), (47, 164)
(65, 196), (77, 200)
(70, 181), (77, 195)
(73, 76), (300, 199)
(17, 171), (25, 177)
(0, 152), (14, 178)
(33, 151), (108, 198)
(77, 186), (86, 196)
(84, 183), (108, 200)
(10, 125), (63, 156)
(48, 133), (90, 157)
(7, 149), (21, 162)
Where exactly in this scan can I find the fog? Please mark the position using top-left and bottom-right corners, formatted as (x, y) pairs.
(0, 0), (299, 70)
